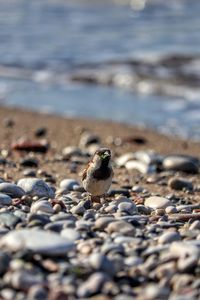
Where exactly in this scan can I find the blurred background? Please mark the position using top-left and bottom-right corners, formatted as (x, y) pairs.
(0, 0), (200, 139)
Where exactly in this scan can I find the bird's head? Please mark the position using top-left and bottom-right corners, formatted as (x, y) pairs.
(92, 148), (111, 168)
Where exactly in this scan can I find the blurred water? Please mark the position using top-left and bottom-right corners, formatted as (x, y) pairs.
(0, 0), (200, 139)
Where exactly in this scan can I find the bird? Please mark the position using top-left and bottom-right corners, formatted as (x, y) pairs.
(82, 148), (113, 201)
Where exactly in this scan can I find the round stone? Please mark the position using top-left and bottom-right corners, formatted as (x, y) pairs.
(1, 229), (74, 256)
(106, 220), (135, 236)
(158, 231), (181, 244)
(70, 203), (86, 215)
(89, 253), (115, 276)
(61, 228), (81, 241)
(77, 272), (109, 298)
(144, 196), (172, 209)
(59, 179), (80, 191)
(95, 217), (115, 230)
(0, 193), (12, 206)
(17, 178), (54, 198)
(168, 177), (193, 191)
(0, 212), (21, 228)
(30, 200), (54, 214)
(116, 153), (136, 167)
(118, 202), (138, 215)
(165, 206), (177, 214)
(62, 146), (82, 158)
(0, 183), (25, 198)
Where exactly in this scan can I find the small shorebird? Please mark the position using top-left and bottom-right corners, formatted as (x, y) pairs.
(82, 148), (113, 201)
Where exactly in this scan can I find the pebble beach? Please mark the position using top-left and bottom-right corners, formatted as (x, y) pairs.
(0, 106), (199, 299)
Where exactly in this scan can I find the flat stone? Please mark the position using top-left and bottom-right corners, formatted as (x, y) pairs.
(125, 160), (155, 174)
(61, 228), (81, 241)
(170, 242), (200, 258)
(1, 229), (74, 256)
(95, 217), (115, 230)
(168, 177), (193, 190)
(116, 153), (136, 167)
(163, 155), (199, 173)
(70, 203), (86, 215)
(17, 178), (54, 198)
(77, 272), (109, 298)
(89, 253), (115, 276)
(9, 270), (45, 291)
(158, 231), (181, 244)
(20, 158), (39, 168)
(0, 183), (25, 198)
(0, 212), (21, 228)
(144, 196), (172, 209)
(106, 220), (135, 236)
(118, 202), (138, 214)
(62, 146), (82, 158)
(134, 150), (163, 165)
(124, 256), (143, 267)
(0, 193), (12, 206)
(189, 220), (200, 230)
(30, 200), (54, 214)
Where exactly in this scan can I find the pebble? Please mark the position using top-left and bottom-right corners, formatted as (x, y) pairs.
(70, 202), (86, 215)
(62, 146), (82, 158)
(61, 228), (81, 241)
(95, 217), (115, 230)
(117, 202), (138, 214)
(168, 177), (193, 190)
(165, 206), (177, 214)
(163, 155), (199, 173)
(1, 229), (74, 256)
(0, 193), (12, 206)
(23, 169), (37, 177)
(189, 220), (200, 230)
(59, 179), (80, 192)
(89, 253), (115, 276)
(30, 200), (54, 214)
(134, 150), (163, 164)
(0, 182), (25, 198)
(144, 196), (172, 209)
(158, 231), (181, 244)
(27, 285), (48, 300)
(17, 178), (54, 198)
(77, 272), (109, 298)
(0, 212), (21, 228)
(0, 251), (11, 276)
(170, 242), (200, 257)
(20, 158), (39, 168)
(8, 269), (45, 291)
(125, 160), (155, 174)
(116, 153), (136, 167)
(106, 220), (135, 236)
(132, 185), (144, 193)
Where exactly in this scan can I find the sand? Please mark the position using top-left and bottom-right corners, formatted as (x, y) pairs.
(0, 104), (198, 200)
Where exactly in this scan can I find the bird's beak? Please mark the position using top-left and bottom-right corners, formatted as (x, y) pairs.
(102, 151), (110, 159)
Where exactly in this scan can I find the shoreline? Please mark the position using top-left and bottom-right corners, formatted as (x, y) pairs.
(1, 104), (200, 154)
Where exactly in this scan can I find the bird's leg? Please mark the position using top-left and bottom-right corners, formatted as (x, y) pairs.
(100, 194), (108, 205)
(90, 195), (101, 203)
